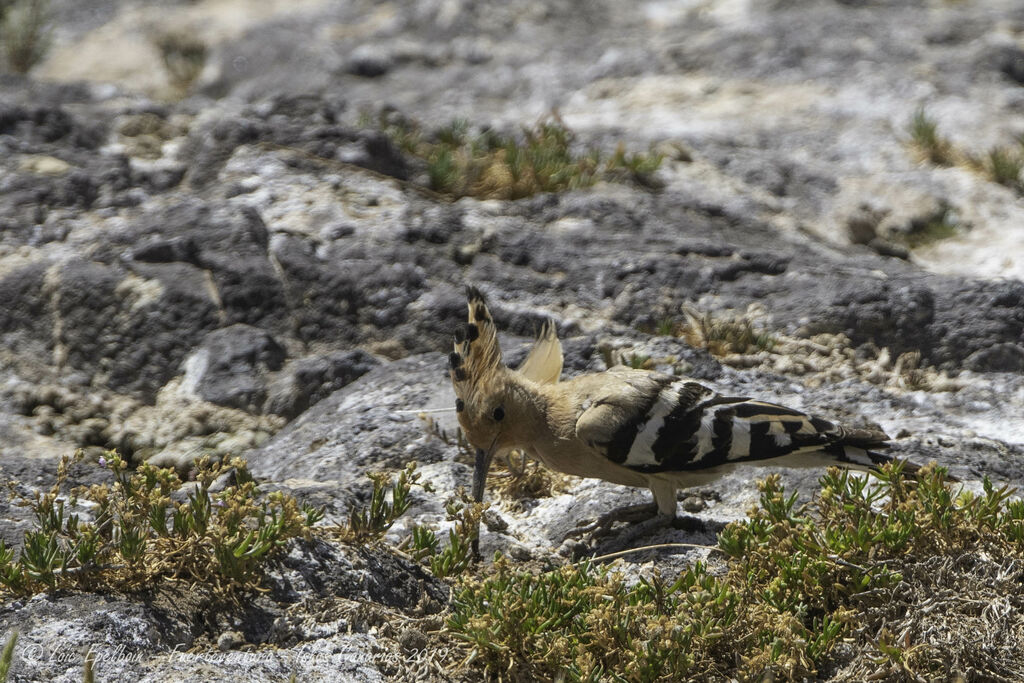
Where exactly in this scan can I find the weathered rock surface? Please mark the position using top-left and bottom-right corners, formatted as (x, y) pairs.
(0, 538), (447, 682)
(1, 0), (1024, 679)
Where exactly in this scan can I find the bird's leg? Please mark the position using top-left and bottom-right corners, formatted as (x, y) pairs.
(567, 481), (679, 540)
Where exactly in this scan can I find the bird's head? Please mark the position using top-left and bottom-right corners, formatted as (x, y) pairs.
(448, 286), (563, 511)
(449, 286), (515, 508)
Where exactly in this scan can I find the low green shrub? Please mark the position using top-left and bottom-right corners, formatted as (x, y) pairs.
(1, 452), (318, 596)
(448, 464), (1024, 680)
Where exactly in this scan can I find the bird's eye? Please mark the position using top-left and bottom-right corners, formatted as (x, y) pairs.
(456, 398), (465, 412)
(492, 406), (505, 421)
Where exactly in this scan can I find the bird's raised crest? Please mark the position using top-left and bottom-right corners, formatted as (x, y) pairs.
(450, 286), (504, 403)
(516, 319), (563, 385)
(450, 287), (564, 389)
(445, 287), (562, 428)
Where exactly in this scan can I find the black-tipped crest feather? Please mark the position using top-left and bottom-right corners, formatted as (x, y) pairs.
(450, 285), (505, 402)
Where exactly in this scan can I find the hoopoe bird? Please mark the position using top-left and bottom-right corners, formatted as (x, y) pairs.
(449, 286), (895, 548)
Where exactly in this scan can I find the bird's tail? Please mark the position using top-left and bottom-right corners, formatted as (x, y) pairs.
(826, 425), (925, 476)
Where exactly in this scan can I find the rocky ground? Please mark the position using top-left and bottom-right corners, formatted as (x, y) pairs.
(1, 0), (1024, 680)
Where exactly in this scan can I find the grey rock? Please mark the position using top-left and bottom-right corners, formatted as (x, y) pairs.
(990, 44), (1024, 85)
(508, 544), (533, 561)
(345, 45), (394, 78)
(397, 627), (428, 654)
(271, 234), (427, 347)
(963, 343), (1024, 373)
(269, 537), (449, 611)
(866, 238), (910, 260)
(482, 508), (509, 532)
(265, 350), (380, 419)
(0, 103), (106, 148)
(0, 536), (445, 681)
(216, 630), (245, 651)
(801, 279), (937, 350)
(681, 496), (706, 513)
(247, 354), (450, 484)
(0, 592), (193, 681)
(845, 204), (883, 245)
(180, 97), (410, 189)
(2, 1), (1024, 678)
(184, 324), (286, 412)
(114, 201), (289, 332)
(0, 261), (52, 358)
(46, 257), (222, 398)
(130, 235), (200, 264)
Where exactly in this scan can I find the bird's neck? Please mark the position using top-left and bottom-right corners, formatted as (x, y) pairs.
(500, 372), (561, 451)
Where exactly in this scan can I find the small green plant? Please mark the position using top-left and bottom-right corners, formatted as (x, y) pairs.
(909, 107), (954, 166)
(401, 492), (482, 579)
(892, 210), (958, 249)
(0, 541), (21, 593)
(0, 631), (16, 682)
(604, 141), (666, 189)
(654, 317), (678, 337)
(904, 109), (1024, 195)
(449, 557), (741, 680)
(429, 496), (481, 578)
(406, 524), (439, 563)
(1, 452), (316, 596)
(627, 353), (652, 369)
(986, 146), (1023, 190)
(1, 0), (50, 75)
(340, 463), (424, 542)
(155, 31), (208, 94)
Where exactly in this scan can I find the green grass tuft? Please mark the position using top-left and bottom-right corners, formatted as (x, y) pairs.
(909, 108), (954, 166)
(1, 0), (50, 75)
(679, 310), (776, 356)
(986, 146), (1023, 189)
(155, 30), (208, 95)
(891, 208), (959, 249)
(373, 113), (664, 200)
(906, 108), (1024, 196)
(627, 353), (652, 369)
(339, 462), (422, 542)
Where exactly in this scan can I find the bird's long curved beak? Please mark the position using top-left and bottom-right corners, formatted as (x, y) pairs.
(471, 446), (495, 557)
(472, 447), (495, 505)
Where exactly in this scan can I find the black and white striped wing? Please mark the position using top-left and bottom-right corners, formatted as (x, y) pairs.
(575, 375), (886, 473)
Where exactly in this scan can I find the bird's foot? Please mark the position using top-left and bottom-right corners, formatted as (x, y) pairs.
(563, 507), (726, 559)
(565, 502), (660, 540)
(564, 510), (676, 558)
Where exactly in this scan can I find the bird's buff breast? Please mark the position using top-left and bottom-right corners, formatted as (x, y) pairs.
(527, 443), (650, 489)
